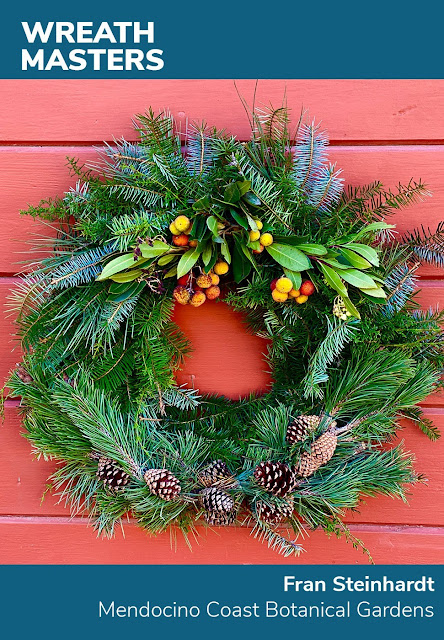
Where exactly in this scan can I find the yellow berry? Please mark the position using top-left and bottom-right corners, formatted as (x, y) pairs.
(190, 291), (206, 307)
(169, 221), (180, 235)
(288, 288), (300, 298)
(272, 289), (288, 303)
(254, 219), (263, 230)
(249, 229), (261, 242)
(296, 295), (309, 304)
(275, 277), (293, 294)
(260, 233), (273, 247)
(175, 215), (191, 232)
(210, 272), (220, 285)
(214, 260), (229, 275)
(196, 274), (212, 289)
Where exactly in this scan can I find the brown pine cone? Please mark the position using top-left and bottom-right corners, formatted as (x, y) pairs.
(253, 461), (296, 497)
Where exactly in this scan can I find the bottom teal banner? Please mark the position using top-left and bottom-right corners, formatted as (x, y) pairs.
(0, 565), (442, 639)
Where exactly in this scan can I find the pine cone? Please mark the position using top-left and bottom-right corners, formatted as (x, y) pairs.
(144, 468), (181, 501)
(198, 460), (232, 487)
(199, 487), (235, 513)
(287, 415), (337, 444)
(205, 509), (237, 526)
(97, 457), (130, 490)
(287, 415), (321, 443)
(295, 431), (338, 477)
(255, 497), (294, 525)
(253, 461), (296, 497)
(15, 364), (33, 384)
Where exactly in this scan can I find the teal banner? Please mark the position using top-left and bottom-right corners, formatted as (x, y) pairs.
(0, 0), (442, 78)
(0, 565), (441, 638)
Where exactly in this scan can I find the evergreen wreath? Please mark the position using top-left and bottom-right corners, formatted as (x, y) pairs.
(4, 105), (444, 559)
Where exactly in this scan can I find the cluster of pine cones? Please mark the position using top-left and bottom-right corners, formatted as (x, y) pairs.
(95, 414), (338, 528)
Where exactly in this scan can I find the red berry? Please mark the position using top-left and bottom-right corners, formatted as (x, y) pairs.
(172, 234), (189, 247)
(300, 280), (315, 296)
(270, 278), (278, 291)
(177, 274), (190, 286)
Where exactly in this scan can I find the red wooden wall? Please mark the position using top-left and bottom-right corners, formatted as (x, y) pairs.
(1, 80), (444, 564)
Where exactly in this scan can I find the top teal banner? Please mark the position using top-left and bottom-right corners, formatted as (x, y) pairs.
(0, 0), (442, 79)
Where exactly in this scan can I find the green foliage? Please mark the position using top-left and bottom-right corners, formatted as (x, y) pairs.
(6, 103), (443, 560)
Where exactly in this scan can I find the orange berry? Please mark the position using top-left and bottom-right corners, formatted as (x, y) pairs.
(253, 244), (265, 254)
(272, 289), (288, 303)
(189, 239), (198, 248)
(173, 286), (191, 305)
(300, 280), (315, 296)
(288, 288), (300, 298)
(196, 274), (212, 288)
(172, 234), (189, 247)
(296, 294), (309, 304)
(275, 277), (293, 294)
(190, 291), (206, 307)
(206, 285), (221, 300)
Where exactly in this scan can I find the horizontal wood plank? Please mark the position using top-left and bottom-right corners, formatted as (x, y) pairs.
(1, 405), (443, 526)
(1, 80), (444, 143)
(0, 517), (442, 564)
(0, 145), (443, 274)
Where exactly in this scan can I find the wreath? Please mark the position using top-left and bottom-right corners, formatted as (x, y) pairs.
(5, 106), (444, 559)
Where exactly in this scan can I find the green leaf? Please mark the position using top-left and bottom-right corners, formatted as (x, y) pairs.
(230, 208), (249, 230)
(107, 281), (145, 303)
(193, 195), (211, 211)
(157, 253), (176, 266)
(206, 216), (219, 236)
(321, 258), (349, 270)
(353, 222), (395, 241)
(242, 191), (261, 207)
(109, 269), (143, 283)
(139, 240), (170, 258)
(295, 243), (328, 256)
(360, 286), (387, 299)
(232, 240), (252, 283)
(245, 213), (258, 231)
(177, 247), (202, 278)
(342, 243), (379, 267)
(237, 180), (251, 196)
(318, 262), (348, 297)
(339, 269), (378, 289)
(283, 269), (302, 290)
(202, 242), (213, 266)
(224, 182), (242, 203)
(339, 248), (372, 270)
(164, 265), (178, 278)
(342, 296), (361, 319)
(266, 243), (312, 271)
(191, 216), (207, 241)
(97, 253), (138, 281)
(221, 240), (231, 264)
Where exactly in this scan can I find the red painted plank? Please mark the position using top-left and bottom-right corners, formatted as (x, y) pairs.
(1, 146), (443, 275)
(1, 80), (444, 143)
(2, 403), (443, 525)
(0, 517), (443, 564)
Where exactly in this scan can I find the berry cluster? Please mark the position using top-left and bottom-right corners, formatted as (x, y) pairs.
(270, 277), (316, 305)
(333, 297), (352, 320)
(173, 267), (226, 307)
(169, 214), (198, 248)
(249, 218), (274, 254)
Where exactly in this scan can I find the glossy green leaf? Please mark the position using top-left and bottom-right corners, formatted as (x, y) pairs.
(339, 248), (372, 270)
(224, 182), (242, 203)
(193, 195), (211, 210)
(343, 243), (379, 267)
(107, 281), (145, 303)
(157, 253), (176, 266)
(97, 253), (138, 281)
(139, 241), (170, 259)
(283, 269), (302, 290)
(237, 180), (251, 196)
(221, 239), (231, 264)
(353, 222), (395, 241)
(242, 191), (261, 207)
(340, 269), (378, 289)
(202, 242), (213, 266)
(246, 213), (259, 231)
(230, 208), (249, 230)
(109, 269), (143, 283)
(232, 240), (252, 283)
(266, 243), (312, 271)
(206, 216), (219, 236)
(360, 286), (387, 299)
(295, 243), (328, 256)
(342, 296), (361, 319)
(319, 262), (348, 297)
(177, 247), (202, 278)
(164, 265), (178, 278)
